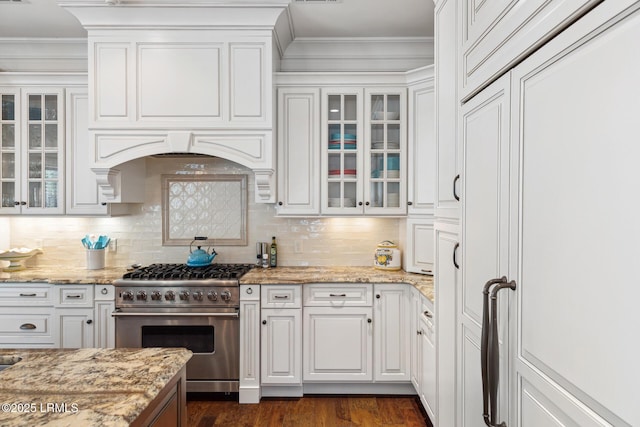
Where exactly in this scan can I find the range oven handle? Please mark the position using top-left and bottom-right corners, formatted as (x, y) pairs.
(111, 311), (239, 318)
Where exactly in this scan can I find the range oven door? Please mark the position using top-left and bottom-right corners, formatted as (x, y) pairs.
(112, 308), (239, 392)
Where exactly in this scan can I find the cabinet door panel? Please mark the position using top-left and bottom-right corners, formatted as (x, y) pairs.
(460, 0), (600, 99)
(303, 307), (372, 381)
(276, 88), (320, 215)
(261, 308), (301, 384)
(460, 72), (511, 426)
(56, 308), (94, 349)
(407, 82), (435, 214)
(374, 284), (410, 382)
(511, 4), (640, 425)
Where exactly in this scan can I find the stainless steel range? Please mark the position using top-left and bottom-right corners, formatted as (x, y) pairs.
(112, 263), (254, 393)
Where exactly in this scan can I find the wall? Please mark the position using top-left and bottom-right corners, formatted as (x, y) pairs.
(6, 157), (400, 269)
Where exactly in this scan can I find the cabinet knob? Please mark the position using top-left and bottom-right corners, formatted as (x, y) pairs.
(262, 320), (267, 325)
(365, 201), (370, 206)
(417, 330), (422, 335)
(408, 201), (413, 206)
(358, 201), (363, 206)
(101, 288), (108, 295)
(101, 202), (107, 206)
(278, 201), (283, 206)
(13, 201), (20, 206)
(367, 318), (372, 324)
(376, 294), (381, 299)
(86, 319), (93, 324)
(20, 201), (26, 206)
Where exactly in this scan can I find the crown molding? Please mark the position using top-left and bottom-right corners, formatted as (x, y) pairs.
(0, 38), (88, 73)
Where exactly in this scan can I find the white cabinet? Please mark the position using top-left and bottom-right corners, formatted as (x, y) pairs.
(303, 283), (373, 382)
(0, 283), (55, 347)
(459, 0), (600, 99)
(276, 88), (320, 216)
(260, 285), (302, 386)
(321, 87), (406, 215)
(507, 3), (640, 425)
(239, 284), (261, 404)
(434, 0), (461, 221)
(459, 72), (511, 426)
(407, 69), (435, 215)
(0, 87), (64, 214)
(54, 284), (96, 349)
(419, 298), (436, 424)
(434, 220), (459, 427)
(56, 308), (94, 349)
(373, 284), (410, 382)
(404, 218), (434, 275)
(94, 285), (115, 348)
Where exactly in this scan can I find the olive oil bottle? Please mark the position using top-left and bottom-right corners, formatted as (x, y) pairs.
(269, 236), (277, 268)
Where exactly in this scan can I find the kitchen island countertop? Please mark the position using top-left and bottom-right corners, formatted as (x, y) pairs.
(0, 347), (192, 426)
(241, 266), (434, 302)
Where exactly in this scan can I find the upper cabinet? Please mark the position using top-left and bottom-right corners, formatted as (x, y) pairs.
(276, 88), (321, 216)
(459, 0), (600, 100)
(1, 87), (64, 215)
(321, 87), (407, 216)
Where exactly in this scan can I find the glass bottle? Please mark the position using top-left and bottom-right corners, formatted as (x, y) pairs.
(270, 236), (277, 268)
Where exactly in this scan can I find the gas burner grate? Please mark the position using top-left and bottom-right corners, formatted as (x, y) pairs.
(123, 263), (255, 280)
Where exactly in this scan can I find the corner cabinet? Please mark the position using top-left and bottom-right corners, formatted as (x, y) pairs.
(320, 87), (407, 216)
(0, 87), (64, 214)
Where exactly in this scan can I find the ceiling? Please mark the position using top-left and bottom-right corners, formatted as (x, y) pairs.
(0, 0), (434, 40)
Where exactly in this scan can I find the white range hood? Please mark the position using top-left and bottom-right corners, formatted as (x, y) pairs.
(58, 0), (291, 203)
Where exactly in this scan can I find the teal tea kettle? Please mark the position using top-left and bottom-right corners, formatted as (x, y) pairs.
(187, 237), (217, 267)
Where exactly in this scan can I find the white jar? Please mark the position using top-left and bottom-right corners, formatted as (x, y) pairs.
(374, 241), (401, 270)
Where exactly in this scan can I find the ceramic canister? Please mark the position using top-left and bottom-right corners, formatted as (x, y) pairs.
(374, 240), (401, 270)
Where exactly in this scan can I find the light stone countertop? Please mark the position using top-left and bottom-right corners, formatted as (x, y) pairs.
(0, 265), (434, 302)
(241, 266), (434, 302)
(0, 347), (192, 427)
(0, 266), (127, 284)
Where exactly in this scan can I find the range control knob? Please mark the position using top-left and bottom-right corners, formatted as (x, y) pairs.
(165, 290), (176, 301)
(122, 291), (134, 301)
(207, 291), (218, 301)
(193, 291), (204, 301)
(136, 290), (147, 301)
(221, 290), (231, 302)
(151, 290), (162, 301)
(179, 290), (190, 301)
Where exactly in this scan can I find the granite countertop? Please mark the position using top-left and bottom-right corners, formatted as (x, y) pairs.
(0, 347), (192, 426)
(241, 266), (434, 302)
(0, 266), (127, 284)
(0, 265), (434, 302)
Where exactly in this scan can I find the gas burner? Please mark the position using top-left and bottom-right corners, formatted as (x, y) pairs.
(121, 263), (254, 281)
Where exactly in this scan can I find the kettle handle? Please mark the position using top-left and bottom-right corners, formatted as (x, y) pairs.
(190, 236), (209, 253)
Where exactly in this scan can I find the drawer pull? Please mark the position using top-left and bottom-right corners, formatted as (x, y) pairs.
(423, 310), (433, 319)
(19, 293), (37, 297)
(273, 295), (289, 299)
(66, 294), (83, 299)
(329, 293), (347, 297)
(20, 323), (37, 330)
(101, 288), (109, 295)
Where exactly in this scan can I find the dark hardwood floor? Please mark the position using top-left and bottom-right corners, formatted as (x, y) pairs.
(187, 394), (432, 427)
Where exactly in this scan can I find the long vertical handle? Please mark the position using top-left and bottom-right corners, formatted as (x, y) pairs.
(481, 277), (516, 427)
(453, 174), (461, 201)
(453, 243), (460, 269)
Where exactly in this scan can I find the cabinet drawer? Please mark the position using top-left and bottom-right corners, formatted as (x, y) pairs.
(0, 307), (55, 346)
(0, 284), (52, 306)
(261, 285), (301, 308)
(303, 284), (372, 307)
(54, 285), (94, 308)
(240, 284), (260, 301)
(94, 285), (115, 301)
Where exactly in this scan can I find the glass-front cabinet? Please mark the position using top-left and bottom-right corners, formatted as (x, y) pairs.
(0, 87), (64, 214)
(321, 87), (406, 215)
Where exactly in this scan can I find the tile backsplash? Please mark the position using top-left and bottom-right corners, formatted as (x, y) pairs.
(3, 157), (400, 269)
